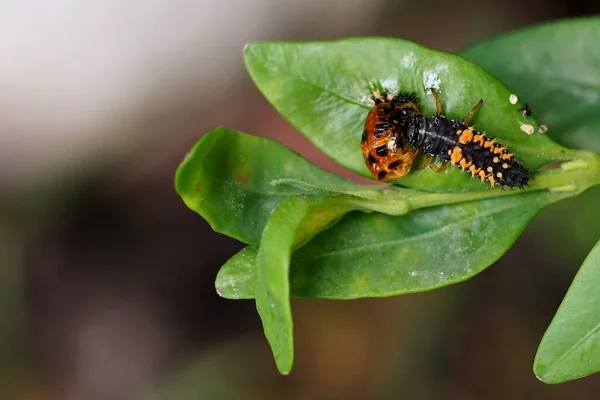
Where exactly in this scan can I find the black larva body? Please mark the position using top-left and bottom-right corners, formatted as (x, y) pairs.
(405, 114), (531, 188)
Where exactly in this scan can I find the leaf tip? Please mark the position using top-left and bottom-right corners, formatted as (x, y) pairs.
(533, 358), (571, 384)
(275, 360), (293, 376)
(214, 271), (253, 300)
(533, 360), (549, 383)
(243, 42), (260, 62)
(214, 281), (227, 299)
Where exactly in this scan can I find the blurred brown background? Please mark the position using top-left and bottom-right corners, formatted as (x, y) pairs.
(2, 1), (600, 399)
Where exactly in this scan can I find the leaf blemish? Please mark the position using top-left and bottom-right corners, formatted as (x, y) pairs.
(237, 172), (249, 184)
(381, 77), (399, 93)
(402, 52), (416, 68)
(423, 71), (441, 91)
(223, 181), (245, 215)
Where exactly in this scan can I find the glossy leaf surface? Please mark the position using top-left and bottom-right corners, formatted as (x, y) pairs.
(461, 17), (600, 153)
(535, 240), (600, 383)
(245, 38), (572, 192)
(217, 191), (569, 299)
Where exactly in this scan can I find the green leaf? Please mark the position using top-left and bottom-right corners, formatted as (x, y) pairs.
(217, 190), (571, 300)
(254, 197), (302, 375)
(255, 196), (350, 374)
(178, 127), (584, 250)
(215, 246), (257, 300)
(201, 128), (600, 302)
(180, 32), (600, 376)
(534, 239), (600, 383)
(462, 18), (600, 384)
(461, 17), (600, 152)
(244, 38), (573, 192)
(175, 126), (369, 245)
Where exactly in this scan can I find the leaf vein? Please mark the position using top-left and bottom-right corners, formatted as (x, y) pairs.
(556, 320), (600, 364)
(257, 59), (368, 109)
(293, 201), (531, 262)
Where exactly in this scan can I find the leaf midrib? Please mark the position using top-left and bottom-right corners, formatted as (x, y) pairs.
(544, 312), (600, 377)
(292, 199), (540, 263)
(194, 170), (369, 199)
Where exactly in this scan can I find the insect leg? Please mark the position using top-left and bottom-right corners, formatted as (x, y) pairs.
(430, 88), (443, 115)
(417, 155), (433, 170)
(429, 161), (449, 172)
(464, 99), (484, 126)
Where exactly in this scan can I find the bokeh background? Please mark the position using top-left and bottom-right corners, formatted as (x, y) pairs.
(2, 1), (600, 399)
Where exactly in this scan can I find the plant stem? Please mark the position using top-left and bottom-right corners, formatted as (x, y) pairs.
(348, 150), (600, 216)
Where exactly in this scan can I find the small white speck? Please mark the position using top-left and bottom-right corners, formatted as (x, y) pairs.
(440, 272), (445, 276)
(519, 121), (535, 135)
(409, 271), (417, 277)
(402, 52), (416, 68)
(538, 124), (549, 133)
(509, 94), (519, 104)
(423, 71), (441, 91)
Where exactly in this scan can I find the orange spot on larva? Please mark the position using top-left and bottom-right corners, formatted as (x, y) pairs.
(459, 129), (474, 144)
(450, 147), (463, 163)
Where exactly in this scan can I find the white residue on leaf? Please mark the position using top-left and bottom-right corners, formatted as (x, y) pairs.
(223, 181), (245, 215)
(360, 94), (372, 105)
(407, 270), (440, 282)
(423, 71), (441, 91)
(509, 94), (519, 104)
(402, 52), (416, 68)
(380, 77), (398, 94)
